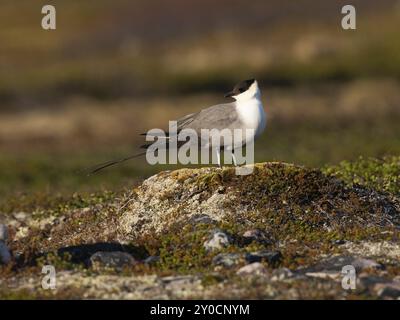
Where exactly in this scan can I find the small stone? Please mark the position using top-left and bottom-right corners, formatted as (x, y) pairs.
(216, 186), (225, 194)
(374, 282), (400, 299)
(13, 212), (28, 221)
(144, 256), (160, 265)
(236, 262), (267, 276)
(271, 268), (295, 281)
(333, 239), (346, 245)
(161, 275), (201, 292)
(352, 258), (382, 271)
(203, 229), (231, 251)
(89, 251), (136, 270)
(212, 253), (242, 268)
(161, 275), (198, 284)
(245, 250), (282, 266)
(357, 274), (388, 290)
(0, 224), (8, 241)
(305, 270), (341, 280)
(0, 242), (11, 265)
(303, 256), (382, 276)
(242, 229), (271, 245)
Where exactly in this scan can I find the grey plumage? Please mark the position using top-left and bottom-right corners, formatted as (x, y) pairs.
(177, 102), (240, 133)
(140, 102), (244, 152)
(143, 102), (240, 136)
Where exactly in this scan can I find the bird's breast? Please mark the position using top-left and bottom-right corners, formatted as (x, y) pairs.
(236, 100), (266, 138)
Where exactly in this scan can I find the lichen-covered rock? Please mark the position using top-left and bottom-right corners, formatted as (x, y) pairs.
(343, 241), (400, 260)
(236, 262), (267, 276)
(374, 282), (400, 299)
(212, 253), (242, 268)
(118, 167), (239, 240)
(245, 250), (282, 266)
(118, 162), (400, 241)
(271, 268), (295, 282)
(203, 229), (231, 251)
(242, 229), (271, 245)
(302, 255), (382, 281)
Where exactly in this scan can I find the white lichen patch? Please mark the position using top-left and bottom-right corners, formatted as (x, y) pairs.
(118, 167), (243, 240)
(343, 241), (400, 260)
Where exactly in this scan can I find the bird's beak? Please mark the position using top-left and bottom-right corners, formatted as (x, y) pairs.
(224, 91), (234, 98)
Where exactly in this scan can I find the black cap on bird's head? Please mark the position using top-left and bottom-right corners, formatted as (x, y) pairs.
(224, 79), (256, 98)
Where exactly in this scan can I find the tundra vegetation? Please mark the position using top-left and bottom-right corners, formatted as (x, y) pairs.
(0, 157), (399, 299)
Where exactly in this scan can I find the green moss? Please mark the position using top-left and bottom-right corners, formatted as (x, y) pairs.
(195, 168), (235, 191)
(153, 225), (212, 273)
(0, 190), (117, 217)
(35, 252), (80, 271)
(201, 273), (225, 287)
(323, 156), (400, 195)
(0, 289), (38, 300)
(126, 160), (400, 273)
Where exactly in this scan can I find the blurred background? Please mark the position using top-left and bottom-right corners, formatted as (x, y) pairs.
(1, 0), (400, 199)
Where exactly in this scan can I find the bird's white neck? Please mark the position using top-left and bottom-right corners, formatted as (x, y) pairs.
(234, 85), (266, 138)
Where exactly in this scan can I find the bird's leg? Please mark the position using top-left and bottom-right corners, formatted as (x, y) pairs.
(231, 151), (238, 166)
(215, 147), (221, 168)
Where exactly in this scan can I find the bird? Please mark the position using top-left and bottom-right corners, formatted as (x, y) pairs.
(85, 79), (266, 174)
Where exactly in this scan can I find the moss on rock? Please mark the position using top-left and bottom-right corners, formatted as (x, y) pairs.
(2, 159), (400, 299)
(119, 162), (400, 242)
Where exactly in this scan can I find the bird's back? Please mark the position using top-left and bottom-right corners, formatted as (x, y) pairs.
(179, 102), (242, 133)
